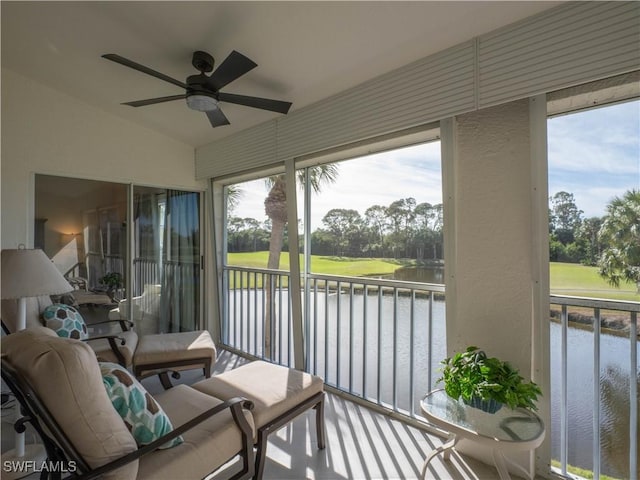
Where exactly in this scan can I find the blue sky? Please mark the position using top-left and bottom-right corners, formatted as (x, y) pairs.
(232, 99), (639, 228)
(232, 141), (442, 231)
(548, 99), (639, 218)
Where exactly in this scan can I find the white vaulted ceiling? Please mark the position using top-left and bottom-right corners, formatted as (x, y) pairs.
(1, 1), (561, 148)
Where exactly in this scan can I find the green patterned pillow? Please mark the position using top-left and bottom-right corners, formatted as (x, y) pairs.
(99, 362), (183, 449)
(42, 304), (88, 340)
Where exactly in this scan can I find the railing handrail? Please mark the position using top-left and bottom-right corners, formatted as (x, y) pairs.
(222, 264), (638, 480)
(307, 272), (446, 292)
(551, 294), (640, 312)
(224, 265), (445, 293)
(224, 265), (291, 276)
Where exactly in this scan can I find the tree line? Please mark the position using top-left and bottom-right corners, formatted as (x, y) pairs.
(228, 197), (444, 262)
(228, 188), (639, 291)
(550, 189), (639, 290)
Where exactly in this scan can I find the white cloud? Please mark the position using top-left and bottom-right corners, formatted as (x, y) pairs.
(548, 99), (639, 217)
(548, 137), (638, 174)
(230, 142), (443, 230)
(309, 143), (442, 229)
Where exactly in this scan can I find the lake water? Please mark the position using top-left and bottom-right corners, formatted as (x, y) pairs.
(549, 322), (638, 479)
(390, 266), (444, 284)
(226, 281), (637, 478)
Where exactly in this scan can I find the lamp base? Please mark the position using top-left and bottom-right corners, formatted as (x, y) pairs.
(1, 444), (47, 480)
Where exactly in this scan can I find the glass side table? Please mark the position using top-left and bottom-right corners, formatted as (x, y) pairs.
(420, 389), (545, 480)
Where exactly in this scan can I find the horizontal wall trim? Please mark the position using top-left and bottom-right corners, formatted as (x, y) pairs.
(196, 121), (277, 179)
(477, 1), (639, 108)
(295, 122), (441, 169)
(479, 2), (630, 52)
(211, 161), (285, 186)
(196, 1), (640, 180)
(274, 40), (476, 163)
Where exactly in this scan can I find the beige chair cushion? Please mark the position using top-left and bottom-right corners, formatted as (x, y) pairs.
(1, 327), (138, 480)
(137, 384), (255, 480)
(91, 329), (138, 366)
(2, 296), (137, 367)
(133, 330), (216, 372)
(192, 361), (323, 430)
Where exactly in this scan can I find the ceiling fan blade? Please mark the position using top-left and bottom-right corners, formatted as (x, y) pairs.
(207, 50), (257, 91)
(206, 108), (231, 128)
(218, 92), (292, 114)
(102, 54), (188, 90)
(122, 94), (186, 107)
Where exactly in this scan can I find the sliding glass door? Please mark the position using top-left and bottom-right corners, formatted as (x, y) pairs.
(34, 175), (128, 295)
(133, 187), (202, 334)
(34, 175), (202, 335)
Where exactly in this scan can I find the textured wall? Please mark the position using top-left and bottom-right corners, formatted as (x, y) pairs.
(443, 98), (537, 475)
(447, 98), (533, 374)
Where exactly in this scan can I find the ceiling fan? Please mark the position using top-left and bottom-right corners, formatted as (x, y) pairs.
(102, 50), (292, 128)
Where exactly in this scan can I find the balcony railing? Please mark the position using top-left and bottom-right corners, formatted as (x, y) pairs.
(222, 266), (294, 367)
(550, 295), (638, 480)
(222, 266), (445, 419)
(221, 266), (638, 479)
(133, 258), (160, 296)
(304, 273), (445, 419)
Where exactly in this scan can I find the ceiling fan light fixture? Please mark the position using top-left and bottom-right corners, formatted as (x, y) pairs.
(186, 93), (218, 112)
(103, 50), (292, 128)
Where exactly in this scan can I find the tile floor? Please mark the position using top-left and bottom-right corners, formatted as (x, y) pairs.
(1, 330), (508, 480)
(144, 349), (506, 480)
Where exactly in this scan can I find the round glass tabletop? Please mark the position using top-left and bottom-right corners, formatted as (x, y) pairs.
(421, 389), (545, 446)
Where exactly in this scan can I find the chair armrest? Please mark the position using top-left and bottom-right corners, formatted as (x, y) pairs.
(78, 396), (255, 480)
(88, 319), (134, 331)
(83, 335), (126, 346)
(83, 335), (128, 366)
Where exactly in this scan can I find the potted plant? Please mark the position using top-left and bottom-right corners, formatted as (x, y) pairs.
(100, 272), (123, 302)
(437, 346), (542, 413)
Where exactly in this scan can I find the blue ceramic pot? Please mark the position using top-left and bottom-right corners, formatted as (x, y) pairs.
(463, 396), (503, 414)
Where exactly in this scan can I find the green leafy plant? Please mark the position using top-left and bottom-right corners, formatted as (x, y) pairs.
(101, 272), (123, 289)
(437, 346), (542, 411)
(100, 272), (123, 301)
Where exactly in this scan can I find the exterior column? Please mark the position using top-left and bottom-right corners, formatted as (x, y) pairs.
(441, 97), (550, 477)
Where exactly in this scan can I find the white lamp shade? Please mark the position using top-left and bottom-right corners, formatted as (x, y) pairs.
(1, 248), (73, 299)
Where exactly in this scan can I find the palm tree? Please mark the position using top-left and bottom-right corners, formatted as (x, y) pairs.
(264, 166), (339, 268)
(225, 185), (243, 215)
(262, 165), (338, 358)
(597, 189), (640, 292)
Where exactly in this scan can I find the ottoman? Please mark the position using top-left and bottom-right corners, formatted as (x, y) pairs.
(193, 360), (325, 479)
(133, 330), (217, 389)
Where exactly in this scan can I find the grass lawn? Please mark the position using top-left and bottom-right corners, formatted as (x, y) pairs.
(227, 253), (639, 302)
(550, 262), (639, 302)
(227, 251), (400, 277)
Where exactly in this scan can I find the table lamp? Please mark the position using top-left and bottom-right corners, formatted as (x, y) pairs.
(1, 246), (73, 479)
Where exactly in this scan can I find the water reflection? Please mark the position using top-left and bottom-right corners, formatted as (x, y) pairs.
(389, 266), (444, 284)
(548, 322), (636, 478)
(601, 365), (639, 479)
(226, 271), (637, 478)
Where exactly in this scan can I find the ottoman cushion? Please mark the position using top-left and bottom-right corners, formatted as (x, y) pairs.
(137, 385), (255, 480)
(133, 330), (216, 375)
(192, 361), (323, 429)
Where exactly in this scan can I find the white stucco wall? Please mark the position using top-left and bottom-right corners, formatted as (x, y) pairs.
(446, 98), (533, 370)
(1, 69), (205, 249)
(442, 99), (541, 475)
